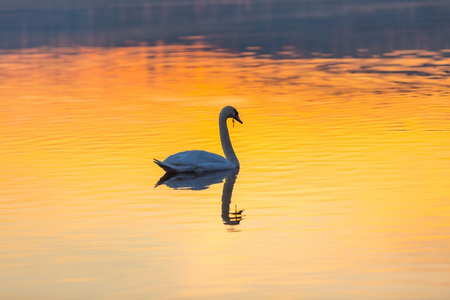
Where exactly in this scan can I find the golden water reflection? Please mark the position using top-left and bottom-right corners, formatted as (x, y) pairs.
(0, 44), (450, 299)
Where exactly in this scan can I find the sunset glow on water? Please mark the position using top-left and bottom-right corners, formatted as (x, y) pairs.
(1, 42), (449, 299)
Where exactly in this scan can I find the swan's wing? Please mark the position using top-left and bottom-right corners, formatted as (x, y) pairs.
(164, 150), (224, 164)
(156, 150), (234, 173)
(153, 159), (197, 173)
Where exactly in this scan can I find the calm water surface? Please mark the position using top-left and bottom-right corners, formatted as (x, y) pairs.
(1, 2), (450, 299)
(1, 43), (449, 300)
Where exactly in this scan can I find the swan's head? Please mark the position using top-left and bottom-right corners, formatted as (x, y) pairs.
(222, 106), (243, 124)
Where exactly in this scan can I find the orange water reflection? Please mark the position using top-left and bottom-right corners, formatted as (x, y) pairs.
(0, 45), (449, 299)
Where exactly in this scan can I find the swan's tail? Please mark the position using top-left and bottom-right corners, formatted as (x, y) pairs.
(153, 159), (178, 173)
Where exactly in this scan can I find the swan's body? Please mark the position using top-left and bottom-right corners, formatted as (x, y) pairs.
(154, 106), (243, 173)
(154, 150), (234, 173)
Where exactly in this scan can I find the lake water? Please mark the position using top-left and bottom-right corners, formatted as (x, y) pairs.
(1, 1), (450, 299)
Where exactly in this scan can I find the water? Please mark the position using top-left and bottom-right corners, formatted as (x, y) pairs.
(1, 1), (450, 299)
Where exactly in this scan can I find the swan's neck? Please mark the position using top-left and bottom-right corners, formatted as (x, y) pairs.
(219, 112), (239, 167)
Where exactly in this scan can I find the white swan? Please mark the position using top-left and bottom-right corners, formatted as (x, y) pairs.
(154, 106), (243, 173)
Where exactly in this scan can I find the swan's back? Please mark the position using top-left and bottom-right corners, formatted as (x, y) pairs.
(155, 150), (234, 173)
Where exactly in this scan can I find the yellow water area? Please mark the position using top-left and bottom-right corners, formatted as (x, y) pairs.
(0, 44), (449, 299)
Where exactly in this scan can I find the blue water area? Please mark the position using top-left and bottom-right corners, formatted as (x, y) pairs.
(1, 0), (450, 57)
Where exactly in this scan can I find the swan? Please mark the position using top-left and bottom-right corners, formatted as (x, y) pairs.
(154, 106), (243, 173)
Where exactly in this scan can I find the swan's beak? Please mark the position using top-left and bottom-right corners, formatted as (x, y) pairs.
(234, 115), (243, 124)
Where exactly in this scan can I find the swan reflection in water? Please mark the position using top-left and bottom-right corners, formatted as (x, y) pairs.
(155, 168), (244, 226)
